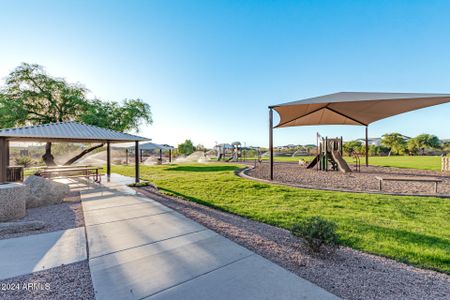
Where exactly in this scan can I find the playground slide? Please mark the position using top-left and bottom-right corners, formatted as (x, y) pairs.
(306, 154), (320, 169)
(331, 151), (352, 173)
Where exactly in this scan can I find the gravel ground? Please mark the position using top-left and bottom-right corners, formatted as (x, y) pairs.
(247, 162), (450, 196)
(138, 186), (450, 300)
(0, 261), (94, 300)
(0, 191), (84, 240)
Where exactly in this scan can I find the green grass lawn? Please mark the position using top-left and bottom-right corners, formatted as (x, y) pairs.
(113, 163), (450, 274)
(357, 156), (442, 171)
(251, 155), (443, 171)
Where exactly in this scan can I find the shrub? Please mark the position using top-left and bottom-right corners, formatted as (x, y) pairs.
(127, 181), (151, 187)
(15, 156), (34, 168)
(291, 216), (340, 252)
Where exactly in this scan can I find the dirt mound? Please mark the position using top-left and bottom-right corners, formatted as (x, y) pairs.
(143, 156), (162, 165)
(75, 149), (127, 166)
(174, 151), (211, 163)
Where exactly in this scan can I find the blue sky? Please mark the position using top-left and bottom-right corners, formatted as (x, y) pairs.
(1, 0), (450, 147)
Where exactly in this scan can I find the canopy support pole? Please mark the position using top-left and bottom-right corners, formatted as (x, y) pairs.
(135, 141), (140, 183)
(365, 126), (369, 167)
(106, 141), (111, 181)
(169, 149), (172, 162)
(0, 138), (8, 183)
(269, 108), (274, 180)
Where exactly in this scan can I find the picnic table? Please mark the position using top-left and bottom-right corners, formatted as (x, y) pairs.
(375, 176), (442, 193)
(39, 166), (103, 183)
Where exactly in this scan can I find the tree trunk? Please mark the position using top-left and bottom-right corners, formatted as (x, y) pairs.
(63, 144), (104, 166)
(42, 142), (56, 166)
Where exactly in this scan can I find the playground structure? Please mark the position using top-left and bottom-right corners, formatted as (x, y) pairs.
(307, 133), (352, 173)
(216, 142), (242, 162)
(442, 157), (450, 172)
(268, 92), (450, 180)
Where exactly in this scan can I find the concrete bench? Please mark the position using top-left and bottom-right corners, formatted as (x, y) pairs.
(375, 176), (442, 193)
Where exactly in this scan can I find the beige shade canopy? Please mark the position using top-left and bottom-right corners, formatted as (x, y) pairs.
(271, 92), (450, 128)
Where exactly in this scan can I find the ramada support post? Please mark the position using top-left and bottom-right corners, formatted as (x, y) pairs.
(106, 141), (111, 180)
(269, 107), (274, 180)
(365, 126), (369, 167)
(0, 138), (8, 183)
(169, 149), (172, 163)
(135, 141), (140, 183)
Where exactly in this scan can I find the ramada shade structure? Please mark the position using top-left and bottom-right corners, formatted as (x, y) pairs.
(124, 142), (175, 163)
(130, 142), (174, 151)
(268, 92), (450, 180)
(0, 121), (150, 183)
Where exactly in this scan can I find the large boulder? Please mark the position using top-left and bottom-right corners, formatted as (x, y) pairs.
(24, 176), (70, 208)
(0, 183), (27, 221)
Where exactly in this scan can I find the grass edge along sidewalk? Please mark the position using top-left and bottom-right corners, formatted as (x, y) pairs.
(113, 163), (450, 274)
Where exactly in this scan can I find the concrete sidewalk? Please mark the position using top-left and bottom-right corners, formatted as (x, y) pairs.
(82, 176), (339, 300)
(0, 227), (86, 280)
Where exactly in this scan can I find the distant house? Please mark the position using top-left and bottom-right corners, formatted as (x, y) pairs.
(275, 144), (299, 150)
(355, 138), (382, 146)
(356, 135), (411, 147)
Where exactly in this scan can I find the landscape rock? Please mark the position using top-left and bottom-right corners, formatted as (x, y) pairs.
(0, 183), (27, 222)
(24, 175), (70, 208)
(0, 220), (45, 234)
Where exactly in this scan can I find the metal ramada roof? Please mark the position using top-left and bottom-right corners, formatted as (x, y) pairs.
(0, 121), (150, 143)
(132, 142), (174, 150)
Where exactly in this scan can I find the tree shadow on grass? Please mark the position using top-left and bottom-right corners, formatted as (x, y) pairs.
(158, 187), (228, 212)
(165, 165), (240, 172)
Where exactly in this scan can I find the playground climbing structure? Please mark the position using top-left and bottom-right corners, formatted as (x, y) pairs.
(307, 133), (352, 173)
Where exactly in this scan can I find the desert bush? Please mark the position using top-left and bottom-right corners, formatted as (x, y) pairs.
(15, 156), (34, 167)
(291, 216), (339, 252)
(127, 181), (151, 187)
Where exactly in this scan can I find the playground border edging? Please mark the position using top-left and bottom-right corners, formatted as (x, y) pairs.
(236, 166), (450, 199)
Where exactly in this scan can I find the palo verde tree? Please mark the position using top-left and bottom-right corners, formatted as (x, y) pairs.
(410, 134), (440, 155)
(177, 139), (194, 155)
(0, 63), (152, 165)
(342, 140), (362, 156)
(381, 133), (407, 156)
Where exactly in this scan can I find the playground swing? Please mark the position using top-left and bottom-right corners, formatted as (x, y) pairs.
(306, 133), (352, 173)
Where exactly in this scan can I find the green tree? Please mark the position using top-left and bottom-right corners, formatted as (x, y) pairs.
(413, 134), (440, 155)
(381, 133), (407, 156)
(178, 139), (194, 155)
(0, 63), (152, 165)
(343, 140), (362, 156)
(407, 138), (420, 155)
(195, 144), (206, 151)
(442, 141), (450, 153)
